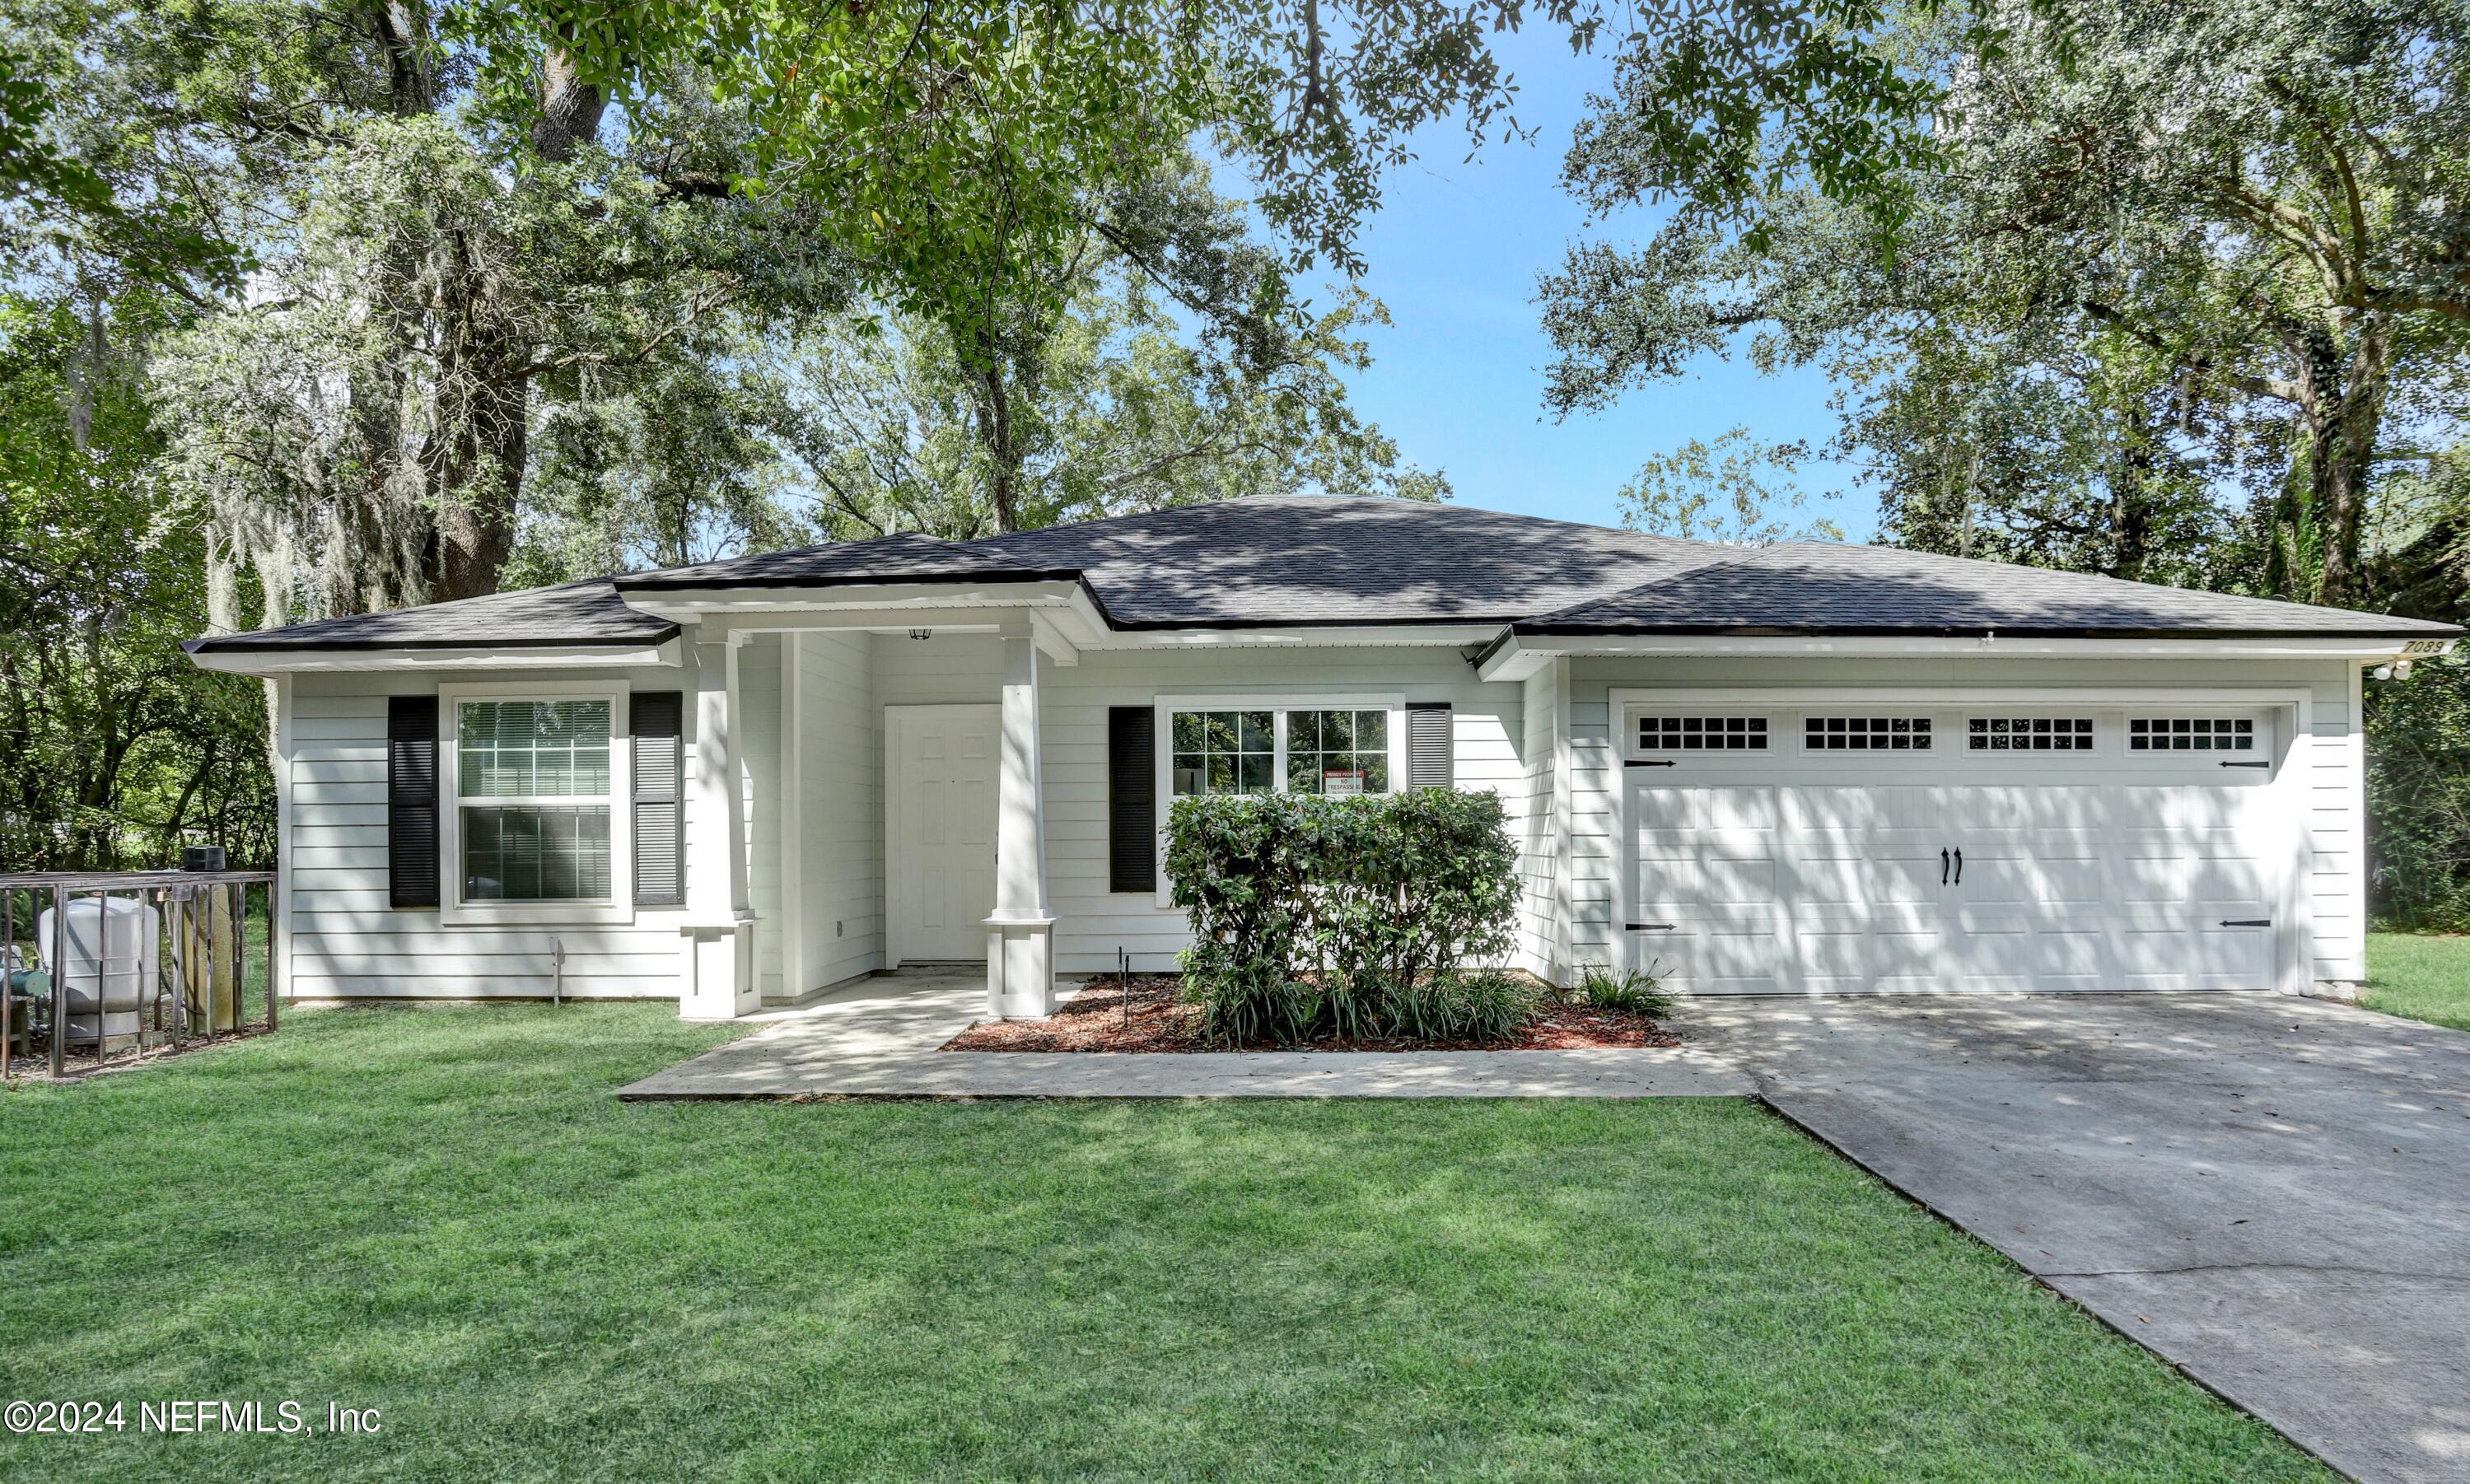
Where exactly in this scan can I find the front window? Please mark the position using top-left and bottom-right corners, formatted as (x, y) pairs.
(1287, 709), (1388, 796)
(457, 699), (613, 902)
(1170, 707), (1395, 800)
(1171, 710), (1275, 796)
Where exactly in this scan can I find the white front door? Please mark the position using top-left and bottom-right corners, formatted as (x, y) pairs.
(1619, 701), (2293, 994)
(887, 704), (1000, 964)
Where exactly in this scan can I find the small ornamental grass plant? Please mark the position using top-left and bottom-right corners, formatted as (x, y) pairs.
(1164, 788), (1529, 1045)
(1575, 962), (1674, 1016)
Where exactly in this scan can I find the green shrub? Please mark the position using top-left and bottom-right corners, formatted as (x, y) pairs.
(1165, 787), (1524, 1045)
(1576, 962), (1673, 1015)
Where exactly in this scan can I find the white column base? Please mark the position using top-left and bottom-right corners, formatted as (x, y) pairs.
(983, 914), (1058, 1019)
(678, 921), (758, 1020)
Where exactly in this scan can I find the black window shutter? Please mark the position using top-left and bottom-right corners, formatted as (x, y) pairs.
(632, 692), (685, 906)
(386, 694), (441, 908)
(1408, 703), (1454, 789)
(1108, 706), (1157, 893)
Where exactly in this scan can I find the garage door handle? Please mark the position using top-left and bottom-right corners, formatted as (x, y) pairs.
(1954, 847), (1963, 884)
(2220, 918), (2272, 928)
(1941, 848), (1949, 885)
(2219, 760), (2269, 769)
(1626, 759), (1676, 768)
(1626, 922), (1676, 931)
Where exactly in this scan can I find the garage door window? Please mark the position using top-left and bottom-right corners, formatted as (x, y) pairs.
(1804, 716), (1932, 750)
(1638, 716), (1767, 751)
(1969, 716), (2094, 751)
(2129, 716), (2254, 752)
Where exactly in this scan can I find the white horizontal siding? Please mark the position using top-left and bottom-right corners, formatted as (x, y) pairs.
(1039, 646), (1530, 974)
(284, 664), (698, 1000)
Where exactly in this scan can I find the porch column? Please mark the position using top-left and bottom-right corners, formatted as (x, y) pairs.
(679, 627), (757, 1020)
(984, 624), (1057, 1017)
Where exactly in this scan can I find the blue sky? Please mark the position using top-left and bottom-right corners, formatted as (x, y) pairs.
(1324, 25), (1878, 539)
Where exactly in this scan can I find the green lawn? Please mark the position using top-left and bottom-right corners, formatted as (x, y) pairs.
(0, 1006), (2320, 1482)
(2364, 932), (2470, 1031)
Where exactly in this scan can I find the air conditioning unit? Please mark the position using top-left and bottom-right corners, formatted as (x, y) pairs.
(36, 897), (160, 1047)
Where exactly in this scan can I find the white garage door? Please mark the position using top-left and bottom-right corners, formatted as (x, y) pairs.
(1619, 702), (2293, 994)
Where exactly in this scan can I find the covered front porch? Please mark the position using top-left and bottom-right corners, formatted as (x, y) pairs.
(661, 586), (1097, 1024)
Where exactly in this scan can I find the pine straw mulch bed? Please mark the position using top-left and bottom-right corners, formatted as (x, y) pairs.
(941, 973), (1681, 1054)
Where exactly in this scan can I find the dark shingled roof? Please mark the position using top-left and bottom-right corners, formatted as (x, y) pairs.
(187, 495), (2460, 654)
(612, 530), (1076, 591)
(1519, 542), (2463, 638)
(183, 578), (675, 653)
(971, 497), (1738, 626)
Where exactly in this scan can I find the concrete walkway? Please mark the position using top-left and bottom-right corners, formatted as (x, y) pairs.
(1679, 992), (2470, 1484)
(615, 969), (1749, 1100)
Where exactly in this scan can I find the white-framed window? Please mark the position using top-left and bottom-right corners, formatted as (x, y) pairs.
(1164, 702), (1402, 800)
(1968, 716), (2094, 752)
(1153, 693), (1408, 902)
(1170, 709), (1277, 796)
(439, 681), (633, 926)
(1282, 707), (1391, 795)
(1804, 716), (1933, 751)
(2129, 716), (2256, 753)
(1637, 716), (1768, 751)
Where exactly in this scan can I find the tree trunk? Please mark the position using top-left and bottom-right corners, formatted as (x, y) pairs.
(366, 2), (433, 115)
(532, 40), (608, 163)
(2314, 317), (2388, 609)
(974, 357), (1025, 534)
(423, 371), (529, 603)
(2107, 401), (2157, 581)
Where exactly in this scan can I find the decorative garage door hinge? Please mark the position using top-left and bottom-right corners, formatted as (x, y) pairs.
(2219, 919), (2272, 927)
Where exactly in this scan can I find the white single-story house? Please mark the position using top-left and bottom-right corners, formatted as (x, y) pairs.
(186, 496), (2462, 1020)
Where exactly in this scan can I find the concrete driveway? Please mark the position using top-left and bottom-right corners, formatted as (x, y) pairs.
(1681, 993), (2470, 1484)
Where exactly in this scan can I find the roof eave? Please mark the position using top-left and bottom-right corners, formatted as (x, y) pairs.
(611, 563), (1086, 593)
(1479, 626), (2458, 682)
(1509, 620), (2463, 642)
(185, 636), (683, 674)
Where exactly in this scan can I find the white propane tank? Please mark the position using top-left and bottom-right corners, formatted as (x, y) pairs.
(36, 896), (160, 1045)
